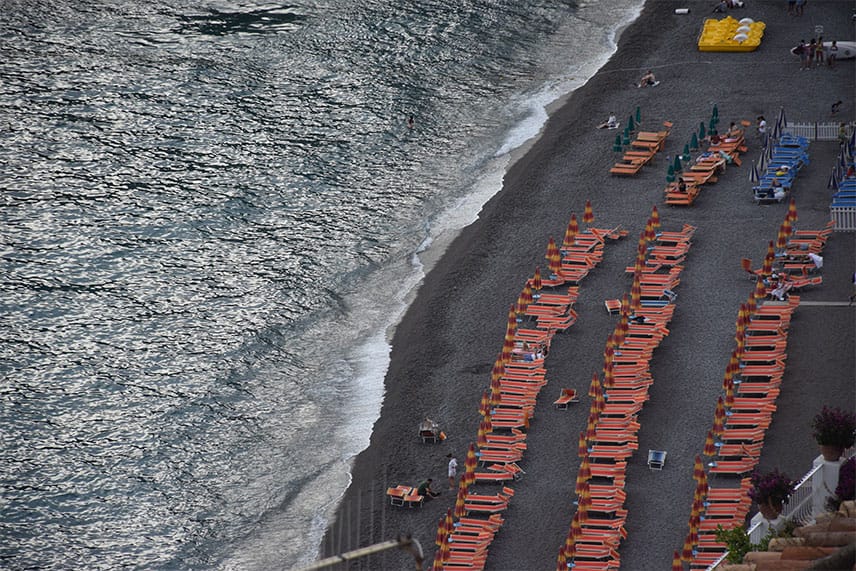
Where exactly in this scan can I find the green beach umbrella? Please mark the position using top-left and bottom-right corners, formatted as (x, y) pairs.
(699, 122), (706, 140)
(613, 134), (623, 152)
(667, 164), (675, 177)
(627, 115), (635, 131)
(682, 144), (691, 162)
(709, 117), (717, 131)
(635, 106), (642, 123)
(712, 104), (719, 118)
(622, 127), (630, 145)
(673, 155), (683, 173)
(690, 132), (699, 150)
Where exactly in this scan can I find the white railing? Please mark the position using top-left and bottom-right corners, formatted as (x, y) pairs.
(786, 122), (853, 141)
(747, 462), (822, 543)
(830, 207), (856, 232)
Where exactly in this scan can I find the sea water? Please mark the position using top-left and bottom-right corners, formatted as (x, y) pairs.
(0, 1), (643, 568)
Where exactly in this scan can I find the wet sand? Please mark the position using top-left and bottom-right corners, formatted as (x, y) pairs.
(321, 1), (855, 569)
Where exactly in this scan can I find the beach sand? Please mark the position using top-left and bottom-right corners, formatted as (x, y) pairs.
(320, 1), (855, 569)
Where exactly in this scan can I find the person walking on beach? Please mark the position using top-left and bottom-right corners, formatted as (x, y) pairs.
(815, 37), (825, 65)
(757, 115), (767, 141)
(447, 453), (458, 490)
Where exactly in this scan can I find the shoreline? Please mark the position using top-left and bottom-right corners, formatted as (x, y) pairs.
(321, 1), (855, 569)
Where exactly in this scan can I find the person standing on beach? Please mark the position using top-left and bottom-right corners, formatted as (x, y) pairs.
(828, 41), (838, 68)
(447, 453), (458, 490)
(757, 115), (767, 141)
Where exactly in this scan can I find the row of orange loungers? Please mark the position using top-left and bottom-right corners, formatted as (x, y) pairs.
(431, 202), (627, 571)
(555, 212), (696, 571)
(678, 209), (834, 570)
(610, 122), (673, 176)
(664, 128), (747, 207)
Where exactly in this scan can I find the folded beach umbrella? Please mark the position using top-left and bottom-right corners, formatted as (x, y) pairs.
(635, 106), (642, 123)
(690, 132), (699, 151)
(753, 276), (766, 300)
(750, 161), (760, 184)
(588, 372), (600, 399)
(724, 381), (735, 409)
(645, 220), (656, 243)
(578, 431), (588, 459)
(673, 154), (683, 174)
(694, 479), (708, 503)
(712, 104), (719, 119)
(435, 516), (448, 547)
(563, 213), (579, 248)
(518, 282), (533, 310)
(828, 167), (839, 191)
(771, 118), (781, 141)
(570, 513), (582, 548)
(627, 114), (635, 132)
(575, 474), (589, 498)
(531, 267), (542, 294)
(432, 539), (449, 570)
(692, 455), (705, 483)
(583, 200), (594, 225)
(680, 533), (694, 562)
(757, 150), (767, 173)
(479, 390), (490, 417)
(488, 383), (501, 409)
(454, 480), (468, 518)
(745, 293), (757, 316)
(682, 143), (691, 162)
(698, 121), (706, 140)
(709, 117), (717, 132)
(613, 133), (622, 152)
(761, 251), (774, 276)
(578, 455), (591, 482)
(650, 205), (661, 232)
(492, 356), (505, 382)
(787, 197), (797, 224)
(602, 361), (614, 390)
(698, 469), (708, 492)
(713, 398), (733, 424)
(777, 106), (787, 130)
(672, 550), (682, 571)
(703, 429), (717, 457)
(504, 306), (517, 341)
(576, 497), (589, 526)
(545, 237), (561, 277)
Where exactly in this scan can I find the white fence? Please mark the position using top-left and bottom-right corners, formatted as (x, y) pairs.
(786, 122), (853, 141)
(831, 207), (856, 232)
